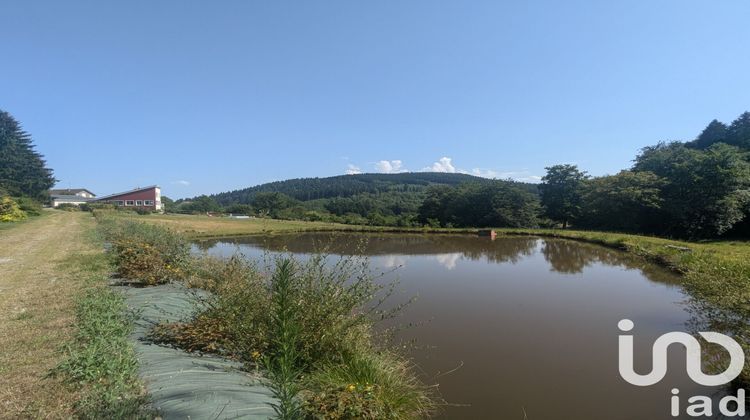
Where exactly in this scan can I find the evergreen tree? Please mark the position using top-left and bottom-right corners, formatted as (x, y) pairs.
(690, 119), (728, 149)
(726, 111), (750, 149)
(0, 110), (55, 199)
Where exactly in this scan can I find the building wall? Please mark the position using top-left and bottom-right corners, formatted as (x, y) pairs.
(97, 187), (162, 211)
(52, 199), (89, 207)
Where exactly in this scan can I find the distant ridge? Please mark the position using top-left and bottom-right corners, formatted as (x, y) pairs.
(207, 172), (535, 205)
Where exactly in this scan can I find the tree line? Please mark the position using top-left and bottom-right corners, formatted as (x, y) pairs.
(182, 111), (750, 239)
(538, 112), (750, 238)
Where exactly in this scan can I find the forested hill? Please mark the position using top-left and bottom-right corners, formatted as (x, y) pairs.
(209, 172), (537, 205)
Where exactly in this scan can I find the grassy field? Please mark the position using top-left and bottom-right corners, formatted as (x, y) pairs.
(0, 211), (97, 416)
(114, 212), (477, 238)
(0, 210), (145, 418)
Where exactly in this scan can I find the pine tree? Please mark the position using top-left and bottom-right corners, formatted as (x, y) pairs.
(726, 111), (750, 149)
(0, 110), (55, 199)
(691, 119), (728, 149)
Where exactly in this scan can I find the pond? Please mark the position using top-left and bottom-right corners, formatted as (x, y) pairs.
(196, 233), (725, 419)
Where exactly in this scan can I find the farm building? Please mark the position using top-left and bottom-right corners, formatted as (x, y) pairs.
(92, 185), (163, 211)
(49, 188), (96, 207)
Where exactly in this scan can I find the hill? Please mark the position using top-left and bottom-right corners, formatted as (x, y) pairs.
(209, 172), (537, 205)
(174, 173), (539, 227)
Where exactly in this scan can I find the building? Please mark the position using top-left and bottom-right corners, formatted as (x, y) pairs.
(91, 185), (163, 212)
(49, 188), (96, 207)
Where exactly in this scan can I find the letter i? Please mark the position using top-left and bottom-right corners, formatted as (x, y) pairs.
(671, 388), (680, 417)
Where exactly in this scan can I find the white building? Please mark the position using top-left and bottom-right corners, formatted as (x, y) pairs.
(49, 188), (96, 207)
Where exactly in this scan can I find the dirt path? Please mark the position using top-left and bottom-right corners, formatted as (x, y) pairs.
(0, 210), (98, 418)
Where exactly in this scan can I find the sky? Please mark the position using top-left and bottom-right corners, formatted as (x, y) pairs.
(2, 1), (749, 199)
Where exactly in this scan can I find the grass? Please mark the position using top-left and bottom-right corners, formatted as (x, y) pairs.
(111, 212), (476, 239)
(0, 209), (148, 418)
(54, 253), (148, 419)
(52, 216), (149, 418)
(0, 211), (93, 417)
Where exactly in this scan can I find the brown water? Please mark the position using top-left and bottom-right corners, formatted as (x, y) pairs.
(198, 233), (730, 420)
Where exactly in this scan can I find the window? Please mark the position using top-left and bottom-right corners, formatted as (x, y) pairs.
(135, 200), (143, 206)
(144, 200), (154, 206)
(115, 200), (124, 206)
(125, 200), (134, 206)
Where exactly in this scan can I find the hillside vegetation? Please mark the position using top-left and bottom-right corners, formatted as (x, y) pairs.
(175, 111), (750, 240)
(175, 173), (539, 228)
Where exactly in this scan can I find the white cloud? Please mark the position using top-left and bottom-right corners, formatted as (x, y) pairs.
(435, 253), (461, 270)
(345, 164), (362, 175)
(172, 180), (191, 186)
(422, 156), (542, 183)
(426, 157), (456, 173)
(493, 171), (543, 183)
(375, 160), (406, 174)
(471, 168), (500, 178)
(382, 255), (408, 269)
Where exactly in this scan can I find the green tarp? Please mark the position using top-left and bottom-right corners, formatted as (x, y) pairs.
(120, 283), (276, 419)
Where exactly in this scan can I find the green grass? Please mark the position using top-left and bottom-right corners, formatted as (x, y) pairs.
(110, 211), (476, 239)
(54, 229), (149, 419)
(0, 209), (45, 231)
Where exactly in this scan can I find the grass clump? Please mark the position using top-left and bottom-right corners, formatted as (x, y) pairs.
(95, 210), (191, 285)
(54, 250), (149, 419)
(303, 352), (436, 419)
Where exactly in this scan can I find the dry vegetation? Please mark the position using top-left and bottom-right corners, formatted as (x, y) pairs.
(0, 211), (96, 417)
(113, 212), (478, 239)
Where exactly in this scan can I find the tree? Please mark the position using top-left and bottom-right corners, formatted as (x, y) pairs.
(0, 110), (55, 199)
(633, 142), (750, 237)
(726, 111), (750, 149)
(690, 119), (728, 149)
(252, 192), (296, 218)
(177, 195), (221, 213)
(539, 165), (588, 228)
(578, 171), (665, 232)
(161, 196), (176, 213)
(417, 182), (539, 228)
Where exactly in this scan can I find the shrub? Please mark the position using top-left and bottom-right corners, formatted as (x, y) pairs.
(80, 203), (116, 212)
(151, 254), (270, 356)
(14, 196), (42, 216)
(56, 203), (81, 211)
(100, 218), (190, 285)
(0, 195), (27, 222)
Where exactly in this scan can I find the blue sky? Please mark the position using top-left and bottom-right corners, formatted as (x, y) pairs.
(2, 1), (749, 199)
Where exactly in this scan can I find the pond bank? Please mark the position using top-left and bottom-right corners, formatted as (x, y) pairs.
(120, 282), (276, 419)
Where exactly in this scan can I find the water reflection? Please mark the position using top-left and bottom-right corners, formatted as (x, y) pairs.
(197, 233), (679, 284)
(197, 232), (718, 419)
